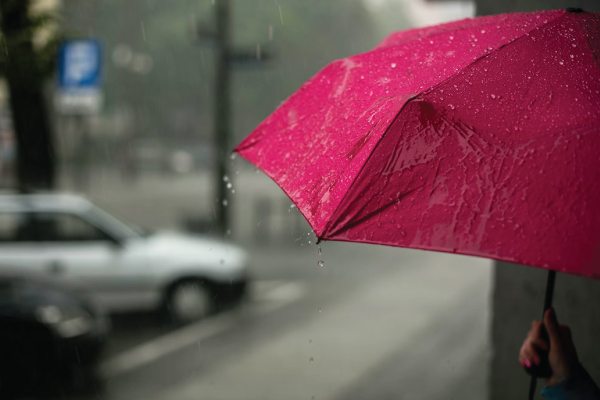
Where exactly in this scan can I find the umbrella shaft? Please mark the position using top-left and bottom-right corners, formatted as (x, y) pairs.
(528, 269), (557, 400)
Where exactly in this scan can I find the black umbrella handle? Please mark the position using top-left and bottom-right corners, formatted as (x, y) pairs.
(526, 270), (557, 399)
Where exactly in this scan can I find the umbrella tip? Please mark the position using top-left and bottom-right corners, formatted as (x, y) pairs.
(566, 7), (584, 12)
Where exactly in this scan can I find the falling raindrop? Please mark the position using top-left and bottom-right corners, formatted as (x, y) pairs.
(230, 153), (236, 160)
(222, 199), (228, 206)
(317, 244), (322, 256)
(223, 175), (229, 182)
(309, 357), (314, 363)
(318, 308), (322, 313)
(226, 183), (232, 189)
(318, 260), (324, 267)
(290, 204), (296, 209)
(231, 190), (235, 194)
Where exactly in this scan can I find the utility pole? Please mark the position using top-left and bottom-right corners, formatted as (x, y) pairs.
(214, 0), (231, 236)
(194, 0), (271, 236)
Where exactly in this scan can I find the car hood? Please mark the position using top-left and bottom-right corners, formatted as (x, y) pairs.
(134, 231), (248, 270)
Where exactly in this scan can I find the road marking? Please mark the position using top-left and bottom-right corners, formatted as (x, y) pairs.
(99, 280), (307, 379)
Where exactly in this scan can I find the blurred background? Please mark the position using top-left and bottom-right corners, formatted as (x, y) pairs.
(0, 1), (595, 400)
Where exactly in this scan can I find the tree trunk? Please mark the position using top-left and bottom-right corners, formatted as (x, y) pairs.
(0, 0), (56, 192)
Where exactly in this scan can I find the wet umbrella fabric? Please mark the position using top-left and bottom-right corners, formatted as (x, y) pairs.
(235, 9), (600, 280)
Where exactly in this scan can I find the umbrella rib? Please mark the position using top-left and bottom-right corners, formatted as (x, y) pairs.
(320, 96), (419, 238)
(417, 12), (566, 100)
(325, 184), (425, 239)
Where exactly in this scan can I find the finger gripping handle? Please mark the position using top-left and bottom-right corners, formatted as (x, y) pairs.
(525, 325), (553, 378)
(525, 349), (553, 378)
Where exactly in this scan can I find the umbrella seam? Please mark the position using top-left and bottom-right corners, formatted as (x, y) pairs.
(321, 96), (419, 238)
(576, 15), (600, 70)
(418, 11), (567, 100)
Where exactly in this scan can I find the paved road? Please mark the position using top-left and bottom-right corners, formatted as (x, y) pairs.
(87, 242), (492, 400)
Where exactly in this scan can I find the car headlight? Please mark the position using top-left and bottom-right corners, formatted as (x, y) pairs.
(35, 305), (94, 338)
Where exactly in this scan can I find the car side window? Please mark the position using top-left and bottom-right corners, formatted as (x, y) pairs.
(0, 212), (36, 242)
(35, 213), (110, 242)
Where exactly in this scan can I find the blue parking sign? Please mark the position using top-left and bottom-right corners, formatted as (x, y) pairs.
(56, 39), (102, 114)
(58, 40), (102, 89)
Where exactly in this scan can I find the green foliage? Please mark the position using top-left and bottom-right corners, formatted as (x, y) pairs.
(0, 0), (61, 87)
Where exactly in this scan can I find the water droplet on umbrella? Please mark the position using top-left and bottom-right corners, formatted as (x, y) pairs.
(318, 260), (324, 267)
(490, 94), (496, 99)
(391, 63), (397, 68)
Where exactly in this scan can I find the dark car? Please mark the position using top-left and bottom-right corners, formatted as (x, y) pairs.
(0, 275), (110, 398)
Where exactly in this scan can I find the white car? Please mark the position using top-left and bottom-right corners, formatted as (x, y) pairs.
(0, 194), (248, 323)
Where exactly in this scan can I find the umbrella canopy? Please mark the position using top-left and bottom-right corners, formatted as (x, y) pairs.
(235, 9), (600, 280)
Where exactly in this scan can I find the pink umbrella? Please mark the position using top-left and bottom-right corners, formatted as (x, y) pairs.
(235, 7), (600, 394)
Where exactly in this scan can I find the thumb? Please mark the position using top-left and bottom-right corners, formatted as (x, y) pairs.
(544, 308), (562, 350)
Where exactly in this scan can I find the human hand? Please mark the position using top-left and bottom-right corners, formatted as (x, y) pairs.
(519, 308), (578, 387)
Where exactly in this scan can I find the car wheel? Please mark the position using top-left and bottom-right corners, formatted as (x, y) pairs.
(166, 280), (213, 324)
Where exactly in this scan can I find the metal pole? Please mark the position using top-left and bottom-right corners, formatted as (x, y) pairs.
(214, 0), (231, 236)
(528, 269), (557, 400)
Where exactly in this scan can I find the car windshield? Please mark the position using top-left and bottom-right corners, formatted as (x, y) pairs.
(87, 206), (147, 239)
